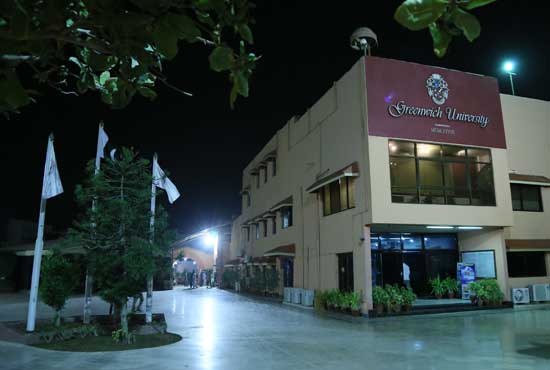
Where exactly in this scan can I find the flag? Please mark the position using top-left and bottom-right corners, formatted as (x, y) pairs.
(42, 136), (63, 199)
(153, 158), (180, 204)
(96, 123), (109, 160)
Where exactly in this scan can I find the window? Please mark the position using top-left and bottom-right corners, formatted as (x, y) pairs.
(320, 177), (356, 216)
(272, 159), (277, 177)
(282, 207), (293, 229)
(272, 217), (277, 234)
(255, 223), (260, 240)
(244, 193), (251, 208)
(263, 166), (268, 183)
(262, 220), (267, 237)
(507, 251), (547, 277)
(424, 235), (457, 250)
(256, 174), (260, 189)
(246, 227), (250, 242)
(389, 140), (496, 206)
(511, 184), (543, 212)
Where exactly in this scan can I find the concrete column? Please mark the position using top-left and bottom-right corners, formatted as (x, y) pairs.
(362, 225), (373, 313)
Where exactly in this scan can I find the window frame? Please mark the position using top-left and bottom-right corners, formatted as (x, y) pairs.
(511, 184), (543, 212)
(321, 177), (357, 216)
(507, 251), (547, 277)
(389, 140), (496, 206)
(282, 207), (293, 229)
(272, 217), (277, 234)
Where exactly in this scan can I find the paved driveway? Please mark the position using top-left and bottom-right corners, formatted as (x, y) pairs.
(1, 287), (550, 370)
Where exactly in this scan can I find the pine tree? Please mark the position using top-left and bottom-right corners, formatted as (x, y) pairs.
(68, 148), (173, 342)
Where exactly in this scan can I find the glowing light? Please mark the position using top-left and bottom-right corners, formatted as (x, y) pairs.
(203, 232), (219, 248)
(426, 226), (454, 229)
(502, 61), (515, 73)
(458, 226), (483, 230)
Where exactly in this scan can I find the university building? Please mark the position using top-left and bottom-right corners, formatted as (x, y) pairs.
(225, 56), (550, 313)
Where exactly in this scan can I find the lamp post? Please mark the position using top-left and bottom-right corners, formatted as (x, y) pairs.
(502, 60), (516, 96)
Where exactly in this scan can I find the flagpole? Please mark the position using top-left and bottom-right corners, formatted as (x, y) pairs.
(83, 122), (104, 324)
(146, 153), (157, 324)
(26, 134), (54, 332)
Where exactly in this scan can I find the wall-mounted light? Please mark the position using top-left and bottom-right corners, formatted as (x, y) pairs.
(458, 226), (483, 230)
(426, 226), (454, 230)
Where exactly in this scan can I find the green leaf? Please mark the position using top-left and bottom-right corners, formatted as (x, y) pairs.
(68, 57), (83, 69)
(462, 0), (497, 10)
(152, 28), (179, 59)
(137, 86), (157, 100)
(394, 0), (449, 31)
(429, 23), (452, 57)
(167, 14), (201, 41)
(238, 24), (254, 44)
(0, 70), (31, 110)
(233, 71), (249, 97)
(209, 47), (234, 72)
(0, 18), (7, 28)
(451, 8), (481, 42)
(99, 71), (110, 85)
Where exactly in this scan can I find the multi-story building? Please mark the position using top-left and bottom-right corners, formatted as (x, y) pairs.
(226, 56), (550, 313)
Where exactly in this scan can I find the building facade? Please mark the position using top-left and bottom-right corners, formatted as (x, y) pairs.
(226, 56), (550, 313)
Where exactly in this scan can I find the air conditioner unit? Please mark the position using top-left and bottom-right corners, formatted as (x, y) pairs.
(528, 284), (550, 302)
(511, 288), (530, 304)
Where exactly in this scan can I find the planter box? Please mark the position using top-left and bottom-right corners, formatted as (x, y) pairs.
(283, 287), (292, 303)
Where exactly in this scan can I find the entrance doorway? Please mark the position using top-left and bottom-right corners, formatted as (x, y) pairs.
(371, 233), (458, 297)
(338, 252), (354, 292)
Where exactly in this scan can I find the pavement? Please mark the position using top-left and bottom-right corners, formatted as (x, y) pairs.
(1, 287), (550, 370)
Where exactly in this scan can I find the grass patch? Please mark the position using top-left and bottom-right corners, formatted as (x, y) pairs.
(33, 333), (182, 352)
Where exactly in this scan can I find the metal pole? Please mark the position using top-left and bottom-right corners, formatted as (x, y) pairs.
(83, 122), (104, 324)
(508, 73), (516, 96)
(145, 153), (157, 324)
(26, 135), (53, 332)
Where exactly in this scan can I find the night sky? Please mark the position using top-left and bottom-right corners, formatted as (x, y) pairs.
(1, 1), (548, 238)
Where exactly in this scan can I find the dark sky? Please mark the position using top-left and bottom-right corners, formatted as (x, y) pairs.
(1, 1), (549, 237)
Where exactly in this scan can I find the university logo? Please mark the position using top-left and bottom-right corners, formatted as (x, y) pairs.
(426, 73), (449, 105)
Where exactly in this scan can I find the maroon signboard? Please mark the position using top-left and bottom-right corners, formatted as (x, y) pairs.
(365, 57), (506, 148)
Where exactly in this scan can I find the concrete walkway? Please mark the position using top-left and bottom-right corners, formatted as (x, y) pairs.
(1, 288), (550, 370)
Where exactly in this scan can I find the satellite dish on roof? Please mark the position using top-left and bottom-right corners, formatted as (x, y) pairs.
(350, 27), (378, 56)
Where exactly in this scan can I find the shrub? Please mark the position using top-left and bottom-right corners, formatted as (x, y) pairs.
(372, 286), (389, 306)
(385, 285), (404, 310)
(39, 252), (79, 327)
(479, 279), (504, 304)
(400, 287), (417, 306)
(348, 291), (362, 311)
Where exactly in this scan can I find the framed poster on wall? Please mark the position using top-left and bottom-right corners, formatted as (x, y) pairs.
(461, 250), (497, 279)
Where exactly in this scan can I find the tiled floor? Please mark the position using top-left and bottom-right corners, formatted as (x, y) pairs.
(2, 287), (550, 370)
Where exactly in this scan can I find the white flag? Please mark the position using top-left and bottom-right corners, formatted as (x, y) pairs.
(96, 124), (109, 160)
(42, 136), (63, 199)
(153, 159), (180, 204)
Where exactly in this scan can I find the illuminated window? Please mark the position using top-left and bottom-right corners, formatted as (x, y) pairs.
(320, 177), (356, 216)
(389, 140), (495, 206)
(282, 207), (293, 229)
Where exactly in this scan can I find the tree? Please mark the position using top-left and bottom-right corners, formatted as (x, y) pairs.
(394, 0), (497, 57)
(0, 0), (258, 115)
(68, 147), (173, 342)
(39, 251), (79, 327)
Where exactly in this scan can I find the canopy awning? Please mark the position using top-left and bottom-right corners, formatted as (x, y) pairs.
(270, 196), (293, 212)
(306, 162), (359, 193)
(250, 256), (277, 265)
(509, 173), (550, 187)
(506, 239), (550, 251)
(264, 244), (295, 257)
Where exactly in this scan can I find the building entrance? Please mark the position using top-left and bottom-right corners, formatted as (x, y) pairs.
(371, 233), (458, 297)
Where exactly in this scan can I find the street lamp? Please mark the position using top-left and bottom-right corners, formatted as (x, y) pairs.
(502, 60), (516, 96)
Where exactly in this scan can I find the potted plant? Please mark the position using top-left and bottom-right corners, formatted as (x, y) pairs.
(339, 292), (350, 313)
(385, 285), (403, 313)
(443, 277), (459, 299)
(372, 286), (388, 315)
(429, 276), (445, 299)
(400, 286), (417, 312)
(326, 289), (339, 311)
(468, 281), (485, 306)
(314, 290), (327, 311)
(480, 279), (504, 306)
(349, 292), (362, 316)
